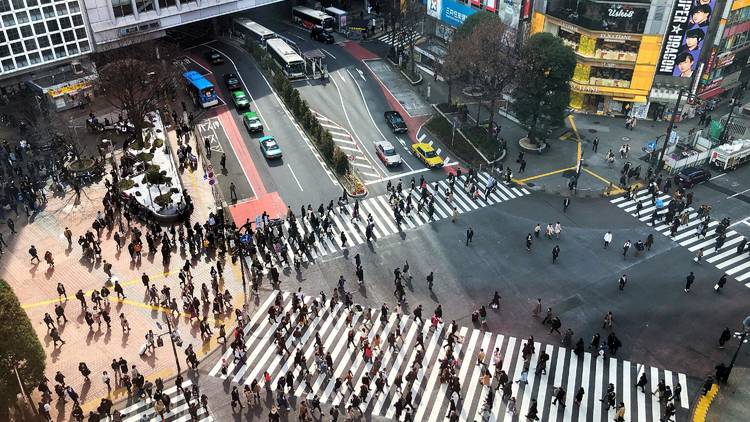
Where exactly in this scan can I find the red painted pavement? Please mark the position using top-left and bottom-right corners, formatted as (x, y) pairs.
(229, 191), (288, 224)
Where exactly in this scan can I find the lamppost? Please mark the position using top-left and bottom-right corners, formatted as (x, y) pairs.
(155, 318), (182, 376)
(656, 88), (693, 174)
(719, 93), (741, 143)
(725, 315), (750, 382)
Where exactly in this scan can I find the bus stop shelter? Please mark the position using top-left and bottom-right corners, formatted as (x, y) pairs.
(302, 49), (327, 78)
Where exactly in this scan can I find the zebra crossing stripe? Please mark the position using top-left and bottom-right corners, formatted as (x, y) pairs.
(578, 353), (592, 422)
(536, 344), (556, 420)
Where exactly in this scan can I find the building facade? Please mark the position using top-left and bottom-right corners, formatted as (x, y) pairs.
(530, 0), (672, 117)
(696, 0), (750, 101)
(82, 0), (281, 51)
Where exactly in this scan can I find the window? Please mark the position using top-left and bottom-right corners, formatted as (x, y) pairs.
(29, 9), (42, 21)
(20, 24), (31, 37)
(135, 0), (152, 13)
(62, 28), (73, 41)
(2, 14), (15, 27)
(75, 27), (84, 38)
(54, 45), (65, 57)
(66, 42), (76, 54)
(0, 32), (4, 42)
(46, 19), (57, 30)
(11, 0), (23, 8)
(6, 27), (18, 40)
(0, 45), (9, 58)
(67, 1), (78, 12)
(26, 0), (39, 6)
(11, 41), (23, 54)
(0, 0), (9, 13)
(28, 52), (40, 64)
(112, 0), (132, 17)
(41, 48), (52, 60)
(37, 35), (49, 46)
(15, 12), (28, 24)
(24, 39), (35, 50)
(2, 59), (15, 71)
(49, 31), (60, 43)
(43, 6), (54, 17)
(55, 4), (66, 15)
(158, 0), (175, 8)
(78, 39), (88, 51)
(33, 22), (45, 34)
(71, 14), (81, 25)
(58, 16), (70, 28)
(15, 55), (27, 67)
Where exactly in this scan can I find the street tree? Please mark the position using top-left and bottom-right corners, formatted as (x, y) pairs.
(0, 279), (46, 420)
(96, 42), (179, 143)
(440, 36), (469, 107)
(454, 10), (499, 41)
(511, 32), (576, 146)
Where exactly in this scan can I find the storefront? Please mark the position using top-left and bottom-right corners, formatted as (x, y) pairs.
(533, 11), (658, 115)
(26, 61), (97, 112)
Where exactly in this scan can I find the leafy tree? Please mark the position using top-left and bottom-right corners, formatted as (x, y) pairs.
(96, 42), (179, 143)
(511, 33), (576, 145)
(333, 147), (350, 175)
(454, 11), (499, 41)
(144, 168), (171, 196)
(0, 279), (46, 420)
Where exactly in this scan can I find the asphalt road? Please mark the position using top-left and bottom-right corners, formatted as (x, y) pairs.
(190, 42), (343, 208)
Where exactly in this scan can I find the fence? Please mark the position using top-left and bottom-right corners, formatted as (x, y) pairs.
(663, 150), (711, 174)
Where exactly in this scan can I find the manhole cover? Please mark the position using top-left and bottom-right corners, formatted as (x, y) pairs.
(588, 129), (597, 133)
(526, 182), (535, 187)
(622, 136), (631, 141)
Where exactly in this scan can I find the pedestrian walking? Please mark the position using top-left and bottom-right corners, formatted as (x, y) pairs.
(563, 197), (570, 212)
(622, 240), (631, 258)
(426, 272), (434, 290)
(636, 372), (648, 392)
(719, 327), (732, 349)
(618, 274), (628, 291)
(603, 231), (613, 248)
(532, 299), (542, 318)
(29, 245), (40, 263)
(685, 271), (695, 292)
(552, 245), (560, 263)
(466, 226), (474, 246)
(715, 274), (727, 292)
(694, 248), (704, 264)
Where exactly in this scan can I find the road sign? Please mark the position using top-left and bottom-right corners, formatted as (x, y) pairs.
(240, 233), (251, 244)
(255, 215), (262, 228)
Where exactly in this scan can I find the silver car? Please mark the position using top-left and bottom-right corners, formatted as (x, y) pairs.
(375, 140), (402, 167)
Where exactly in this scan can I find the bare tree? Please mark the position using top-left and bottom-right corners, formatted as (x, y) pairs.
(96, 41), (179, 143)
(440, 36), (470, 107)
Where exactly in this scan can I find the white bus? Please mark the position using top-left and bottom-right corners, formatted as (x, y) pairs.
(233, 17), (277, 45)
(292, 6), (334, 32)
(266, 38), (306, 79)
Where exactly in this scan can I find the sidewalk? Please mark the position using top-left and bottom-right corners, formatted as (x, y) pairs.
(706, 368), (750, 422)
(409, 64), (740, 196)
(0, 125), (245, 419)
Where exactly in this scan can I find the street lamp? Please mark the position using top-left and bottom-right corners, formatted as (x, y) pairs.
(155, 318), (182, 376)
(656, 88), (693, 174)
(725, 315), (750, 382)
(719, 94), (741, 143)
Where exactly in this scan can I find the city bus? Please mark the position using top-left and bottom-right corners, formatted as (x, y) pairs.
(232, 17), (277, 45)
(182, 70), (218, 108)
(266, 38), (306, 79)
(291, 6), (334, 32)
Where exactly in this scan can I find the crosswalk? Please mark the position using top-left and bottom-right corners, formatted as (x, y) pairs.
(113, 379), (213, 421)
(419, 132), (456, 167)
(378, 29), (420, 50)
(210, 291), (691, 421)
(611, 188), (750, 286)
(312, 110), (382, 183)
(253, 173), (529, 269)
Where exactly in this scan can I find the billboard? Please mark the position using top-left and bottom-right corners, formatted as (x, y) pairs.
(656, 0), (717, 78)
(440, 0), (477, 27)
(427, 0), (442, 19)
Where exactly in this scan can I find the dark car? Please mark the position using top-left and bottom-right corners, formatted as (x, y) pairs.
(204, 51), (224, 65)
(384, 111), (407, 134)
(224, 73), (241, 91)
(674, 167), (711, 188)
(311, 26), (334, 44)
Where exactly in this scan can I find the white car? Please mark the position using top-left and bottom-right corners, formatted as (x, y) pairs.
(375, 141), (402, 167)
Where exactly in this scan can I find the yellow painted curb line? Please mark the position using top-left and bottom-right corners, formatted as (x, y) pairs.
(515, 166), (576, 183)
(693, 383), (719, 422)
(582, 168), (626, 195)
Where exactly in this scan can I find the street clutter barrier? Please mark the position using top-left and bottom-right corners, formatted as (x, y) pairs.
(243, 39), (366, 197)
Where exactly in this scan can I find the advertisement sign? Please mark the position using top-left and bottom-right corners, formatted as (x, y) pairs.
(441, 0), (477, 27)
(427, 0), (441, 19)
(497, 0), (522, 28)
(657, 0), (717, 78)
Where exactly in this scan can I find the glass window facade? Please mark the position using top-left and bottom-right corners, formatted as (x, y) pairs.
(0, 0), (88, 75)
(112, 0), (133, 17)
(546, 0), (649, 34)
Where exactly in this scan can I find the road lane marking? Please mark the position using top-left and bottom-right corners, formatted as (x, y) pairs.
(288, 165), (304, 191)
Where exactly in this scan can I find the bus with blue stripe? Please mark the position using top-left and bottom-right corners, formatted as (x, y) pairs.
(183, 70), (219, 108)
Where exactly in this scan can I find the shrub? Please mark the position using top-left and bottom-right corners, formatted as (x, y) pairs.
(296, 99), (308, 120)
(118, 179), (135, 191)
(289, 91), (301, 115)
(153, 138), (164, 148)
(303, 109), (315, 130)
(333, 147), (350, 175)
(137, 152), (154, 162)
(319, 131), (334, 160)
(154, 193), (173, 208)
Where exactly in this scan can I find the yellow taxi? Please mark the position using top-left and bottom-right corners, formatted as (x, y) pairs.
(412, 142), (444, 168)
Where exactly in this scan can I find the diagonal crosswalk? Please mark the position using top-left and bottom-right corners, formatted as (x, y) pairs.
(377, 29), (420, 50)
(210, 291), (691, 421)
(113, 379), (214, 421)
(250, 173), (530, 271)
(611, 188), (750, 286)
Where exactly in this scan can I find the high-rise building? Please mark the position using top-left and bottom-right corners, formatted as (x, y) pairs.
(529, 0), (668, 117)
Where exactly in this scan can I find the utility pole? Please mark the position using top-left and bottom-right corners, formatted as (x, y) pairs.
(656, 89), (684, 174)
(156, 318), (182, 376)
(725, 315), (750, 382)
(719, 95), (739, 143)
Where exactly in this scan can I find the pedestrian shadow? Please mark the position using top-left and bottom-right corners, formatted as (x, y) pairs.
(54, 398), (67, 421)
(79, 379), (92, 403)
(28, 262), (40, 277)
(44, 266), (55, 279)
(429, 289), (439, 303)
(103, 327), (112, 344)
(121, 330), (130, 348)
